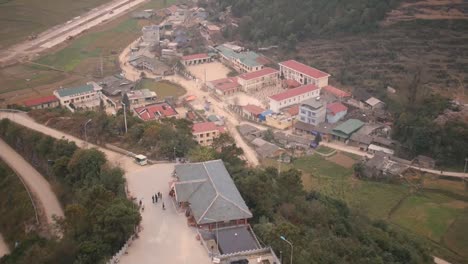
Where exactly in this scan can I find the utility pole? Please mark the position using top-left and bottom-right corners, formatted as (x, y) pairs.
(84, 119), (92, 146)
(121, 102), (128, 134)
(464, 158), (468, 190)
(100, 55), (104, 77)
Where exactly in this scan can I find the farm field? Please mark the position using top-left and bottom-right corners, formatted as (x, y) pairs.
(262, 152), (468, 263)
(0, 0), (174, 107)
(0, 0), (111, 49)
(137, 79), (187, 100)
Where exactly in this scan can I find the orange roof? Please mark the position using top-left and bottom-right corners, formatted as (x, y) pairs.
(134, 102), (178, 121)
(242, 104), (265, 116)
(185, 95), (197, 102)
(323, 85), (351, 98)
(23, 95), (58, 107)
(286, 105), (299, 116)
(269, 84), (319, 101)
(182, 53), (210, 61)
(238, 67), (278, 81)
(280, 60), (330, 79)
(192, 122), (224, 134)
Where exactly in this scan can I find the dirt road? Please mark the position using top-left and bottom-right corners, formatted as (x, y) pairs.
(0, 139), (64, 228)
(0, 234), (9, 258)
(0, 0), (148, 66)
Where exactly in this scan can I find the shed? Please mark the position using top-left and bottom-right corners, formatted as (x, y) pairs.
(331, 119), (364, 141)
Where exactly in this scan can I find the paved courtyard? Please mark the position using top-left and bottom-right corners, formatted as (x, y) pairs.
(120, 163), (211, 264)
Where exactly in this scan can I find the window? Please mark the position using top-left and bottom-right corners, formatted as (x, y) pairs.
(300, 109), (306, 114)
(206, 133), (210, 137)
(200, 140), (204, 144)
(200, 134), (204, 138)
(300, 117), (305, 121)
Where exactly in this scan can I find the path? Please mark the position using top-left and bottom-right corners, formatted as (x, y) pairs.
(0, 112), (210, 263)
(0, 139), (64, 229)
(0, 234), (9, 258)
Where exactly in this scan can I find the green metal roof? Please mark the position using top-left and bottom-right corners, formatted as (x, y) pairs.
(332, 119), (364, 138)
(56, 84), (94, 97)
(216, 46), (264, 67)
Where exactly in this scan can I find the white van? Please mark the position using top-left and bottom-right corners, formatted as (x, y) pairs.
(135, 155), (148, 166)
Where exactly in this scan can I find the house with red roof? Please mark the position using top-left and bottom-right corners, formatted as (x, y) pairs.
(326, 102), (348, 124)
(242, 104), (265, 121)
(134, 102), (178, 121)
(322, 85), (351, 100)
(192, 121), (226, 146)
(23, 95), (59, 110)
(268, 84), (320, 112)
(181, 53), (211, 66)
(279, 60), (330, 88)
(237, 67), (279, 93)
(207, 77), (241, 96)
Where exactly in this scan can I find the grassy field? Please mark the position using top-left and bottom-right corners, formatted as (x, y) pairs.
(261, 152), (468, 262)
(137, 79), (187, 99)
(0, 0), (111, 49)
(0, 160), (35, 247)
(0, 0), (175, 107)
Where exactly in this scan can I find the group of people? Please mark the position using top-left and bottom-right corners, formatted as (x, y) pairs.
(152, 192), (165, 210)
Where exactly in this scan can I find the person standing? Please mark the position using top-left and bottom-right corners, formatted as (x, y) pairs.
(155, 195), (158, 203)
(162, 202), (165, 210)
(152, 195), (155, 203)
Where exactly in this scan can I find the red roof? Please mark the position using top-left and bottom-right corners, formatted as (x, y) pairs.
(280, 60), (330, 79)
(23, 95), (58, 107)
(192, 122), (225, 134)
(286, 105), (299, 116)
(134, 103), (178, 121)
(242, 104), (265, 116)
(269, 84), (319, 102)
(326, 102), (348, 115)
(182, 53), (210, 61)
(323, 85), (351, 98)
(238, 67), (278, 81)
(285, 79), (301, 88)
(209, 77), (240, 92)
(167, 5), (178, 13)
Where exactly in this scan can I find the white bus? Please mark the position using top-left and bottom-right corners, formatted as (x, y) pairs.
(135, 154), (148, 166)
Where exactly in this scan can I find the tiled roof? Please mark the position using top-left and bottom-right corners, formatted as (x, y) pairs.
(56, 84), (95, 98)
(134, 102), (177, 121)
(174, 160), (252, 224)
(269, 84), (319, 101)
(192, 122), (223, 134)
(323, 85), (351, 97)
(286, 105), (299, 116)
(208, 77), (240, 92)
(23, 95), (58, 107)
(242, 104), (265, 116)
(280, 60), (330, 79)
(126, 89), (157, 100)
(238, 67), (278, 81)
(216, 45), (267, 68)
(182, 53), (210, 61)
(327, 102), (348, 115)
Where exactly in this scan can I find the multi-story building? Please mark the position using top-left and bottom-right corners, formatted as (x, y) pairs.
(54, 82), (102, 106)
(180, 53), (211, 66)
(268, 84), (320, 112)
(237, 67), (279, 93)
(216, 44), (269, 73)
(125, 89), (157, 109)
(298, 98), (326, 126)
(279, 60), (330, 88)
(192, 122), (225, 146)
(207, 77), (241, 97)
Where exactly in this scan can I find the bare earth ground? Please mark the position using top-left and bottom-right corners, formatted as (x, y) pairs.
(187, 62), (231, 82)
(0, 138), (64, 230)
(0, 234), (9, 258)
(327, 152), (356, 169)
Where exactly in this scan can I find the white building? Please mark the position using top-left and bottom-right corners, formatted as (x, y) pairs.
(279, 60), (330, 88)
(125, 89), (157, 109)
(268, 84), (320, 112)
(298, 98), (326, 126)
(142, 25), (160, 45)
(54, 82), (102, 106)
(237, 67), (279, 93)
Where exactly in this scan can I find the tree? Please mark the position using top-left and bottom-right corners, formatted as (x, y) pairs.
(67, 148), (106, 187)
(188, 146), (217, 162)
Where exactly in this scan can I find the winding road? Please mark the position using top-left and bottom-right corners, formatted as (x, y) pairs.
(0, 139), (64, 231)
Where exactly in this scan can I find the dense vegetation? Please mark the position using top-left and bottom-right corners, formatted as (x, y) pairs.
(29, 108), (197, 160)
(0, 120), (140, 264)
(0, 161), (36, 248)
(217, 0), (401, 47)
(189, 137), (432, 263)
